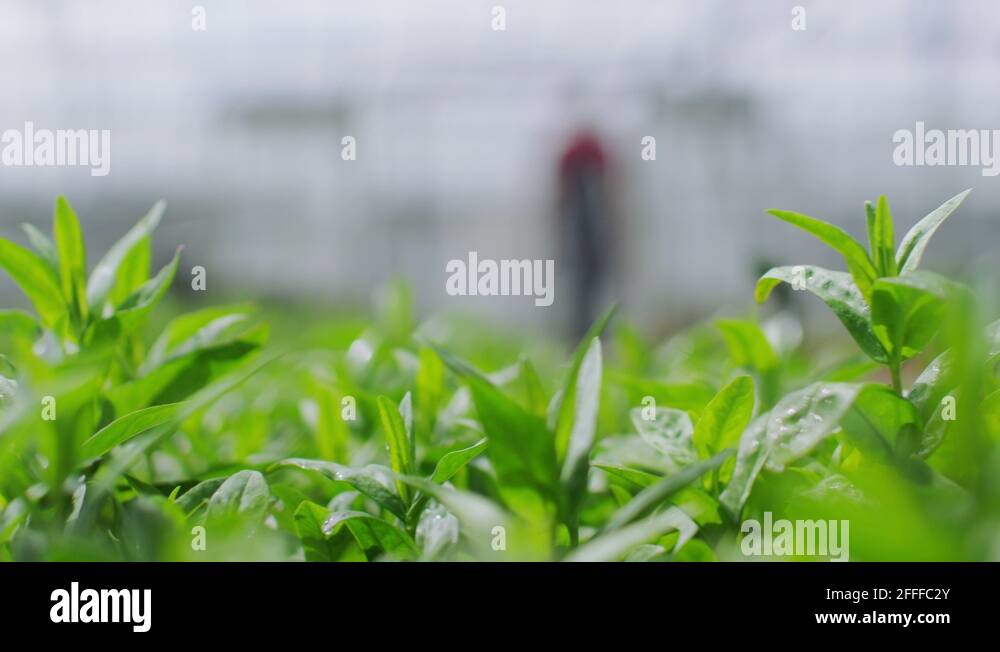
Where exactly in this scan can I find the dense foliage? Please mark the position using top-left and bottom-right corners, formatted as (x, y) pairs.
(0, 193), (997, 561)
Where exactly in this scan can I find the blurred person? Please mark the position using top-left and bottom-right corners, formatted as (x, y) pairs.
(557, 127), (615, 338)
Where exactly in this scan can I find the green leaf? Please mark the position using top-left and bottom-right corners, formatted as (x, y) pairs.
(107, 326), (267, 413)
(430, 438), (488, 484)
(145, 305), (255, 366)
(559, 337), (603, 519)
(568, 507), (698, 562)
(840, 384), (918, 460)
(86, 200), (165, 314)
(115, 248), (180, 328)
(377, 393), (414, 503)
(982, 389), (1000, 440)
(206, 470), (270, 523)
(872, 195), (897, 277)
(720, 382), (863, 516)
(79, 401), (185, 459)
(593, 463), (660, 492)
(393, 473), (514, 556)
(268, 483), (310, 533)
(764, 382), (863, 471)
(53, 196), (88, 321)
(624, 544), (668, 562)
(692, 375), (755, 458)
(85, 248), (181, 344)
(512, 355), (548, 418)
(436, 347), (559, 497)
(553, 305), (616, 459)
(407, 438), (488, 523)
(865, 200), (878, 264)
(91, 350), (271, 469)
(756, 265), (888, 362)
(309, 386), (350, 464)
(896, 189), (971, 273)
(109, 234), (150, 308)
(415, 501), (459, 560)
(604, 450), (732, 531)
(294, 500), (359, 562)
(173, 478), (226, 515)
(0, 499), (28, 546)
(0, 310), (39, 341)
(717, 414), (770, 518)
(475, 377), (559, 494)
(275, 458), (407, 520)
(181, 352), (276, 414)
(766, 208), (878, 296)
(871, 272), (953, 360)
(21, 223), (57, 269)
(629, 407), (698, 471)
(143, 308), (256, 372)
(0, 237), (66, 329)
(716, 319), (778, 371)
(908, 350), (954, 422)
(415, 346), (445, 437)
(323, 510), (419, 561)
(988, 319), (1000, 358)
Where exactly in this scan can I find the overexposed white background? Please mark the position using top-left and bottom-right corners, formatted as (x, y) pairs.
(0, 0), (997, 331)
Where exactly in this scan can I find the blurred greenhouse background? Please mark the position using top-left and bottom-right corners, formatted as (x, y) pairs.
(0, 0), (998, 334)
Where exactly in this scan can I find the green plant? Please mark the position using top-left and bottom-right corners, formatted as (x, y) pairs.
(0, 194), (997, 563)
(757, 189), (971, 393)
(0, 198), (267, 559)
(723, 190), (998, 518)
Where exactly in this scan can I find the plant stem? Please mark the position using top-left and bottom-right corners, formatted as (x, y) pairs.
(889, 358), (903, 394)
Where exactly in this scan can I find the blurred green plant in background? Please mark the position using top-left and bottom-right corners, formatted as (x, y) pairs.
(0, 193), (997, 561)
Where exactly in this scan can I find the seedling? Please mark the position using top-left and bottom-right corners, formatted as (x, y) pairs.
(0, 193), (996, 562)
